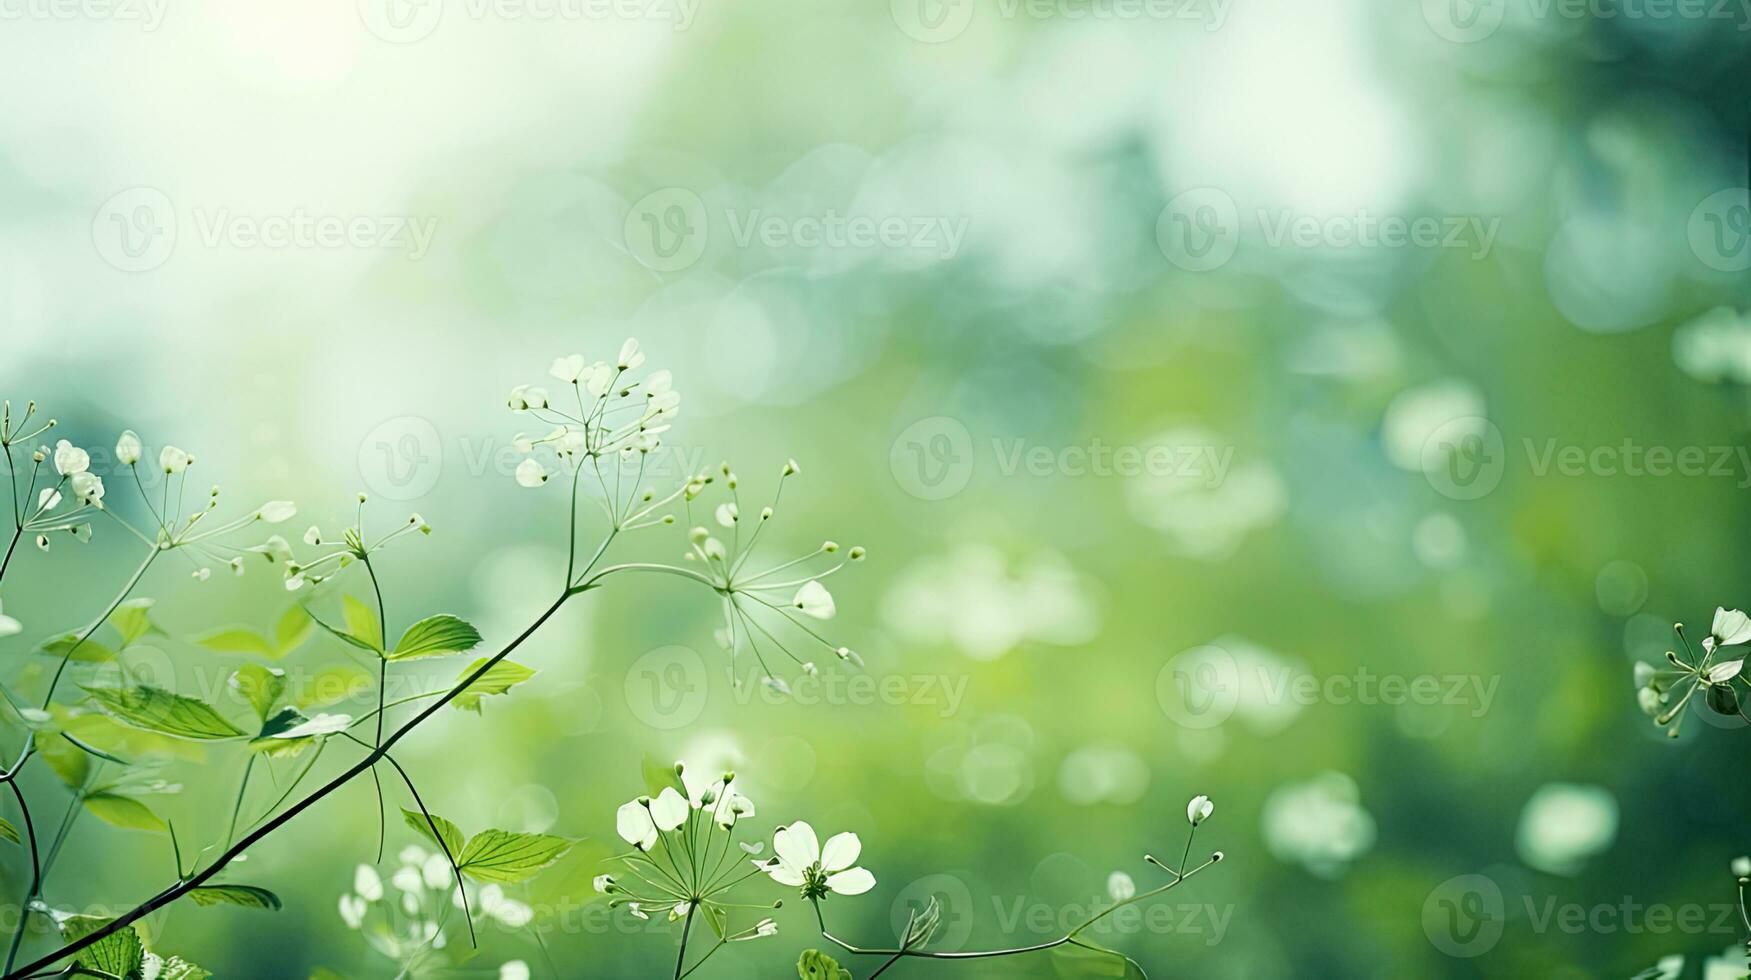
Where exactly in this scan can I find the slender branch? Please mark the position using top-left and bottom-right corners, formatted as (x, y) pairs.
(3, 781), (42, 973)
(42, 549), (159, 708)
(673, 905), (695, 980)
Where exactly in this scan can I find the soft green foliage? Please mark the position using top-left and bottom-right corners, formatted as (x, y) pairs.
(401, 808), (574, 883)
(59, 915), (144, 979)
(450, 657), (535, 712)
(388, 613), (483, 661)
(188, 885), (282, 910)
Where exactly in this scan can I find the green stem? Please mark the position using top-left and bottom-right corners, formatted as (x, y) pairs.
(673, 905), (695, 980)
(43, 548), (159, 708)
(2, 781), (41, 973)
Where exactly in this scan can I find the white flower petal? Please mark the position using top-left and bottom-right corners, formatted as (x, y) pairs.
(616, 800), (658, 850)
(827, 867), (876, 896)
(773, 822), (820, 872)
(354, 864), (383, 901)
(649, 787), (689, 832)
(793, 581), (836, 620)
(515, 458), (549, 488)
(820, 832), (861, 873)
(1716, 607), (1751, 646)
(116, 431), (142, 466)
(1187, 795), (1213, 826)
(53, 440), (89, 477)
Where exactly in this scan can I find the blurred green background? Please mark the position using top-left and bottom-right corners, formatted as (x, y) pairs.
(1, 0), (1750, 975)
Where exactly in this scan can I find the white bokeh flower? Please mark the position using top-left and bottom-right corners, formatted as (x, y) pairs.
(115, 430), (141, 466)
(257, 501), (297, 524)
(354, 863), (384, 901)
(52, 440), (88, 477)
(1187, 795), (1214, 827)
(0, 601), (20, 638)
(515, 458), (548, 488)
(792, 580), (836, 620)
(159, 446), (193, 474)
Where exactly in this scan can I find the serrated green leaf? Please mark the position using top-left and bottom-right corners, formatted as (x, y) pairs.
(452, 658), (535, 712)
(110, 598), (161, 647)
(306, 608), (382, 656)
(229, 664), (285, 722)
(188, 885), (282, 911)
(81, 683), (246, 740)
(457, 829), (575, 883)
(59, 915), (144, 980)
(249, 708), (347, 757)
(0, 816), (18, 845)
(343, 596), (383, 651)
(275, 606), (314, 656)
(401, 807), (465, 858)
(195, 628), (277, 659)
(798, 950), (853, 980)
(39, 633), (115, 663)
(390, 614), (482, 661)
(84, 792), (167, 833)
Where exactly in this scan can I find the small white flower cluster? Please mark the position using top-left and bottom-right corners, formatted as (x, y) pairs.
(338, 849), (529, 978)
(507, 339), (681, 493)
(284, 494), (430, 591)
(1635, 606), (1751, 737)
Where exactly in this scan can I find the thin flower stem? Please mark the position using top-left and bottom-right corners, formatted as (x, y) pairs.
(42, 548), (159, 708)
(223, 755), (255, 853)
(2, 780), (42, 973)
(673, 904), (695, 980)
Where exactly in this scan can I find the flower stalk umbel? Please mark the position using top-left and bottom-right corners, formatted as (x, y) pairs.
(599, 762), (786, 979)
(1634, 607), (1751, 736)
(804, 795), (1224, 979)
(0, 343), (875, 979)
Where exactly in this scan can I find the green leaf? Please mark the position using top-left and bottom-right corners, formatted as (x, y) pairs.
(641, 753), (682, 797)
(456, 829), (575, 884)
(0, 816), (18, 845)
(306, 608), (382, 656)
(797, 950), (853, 980)
(38, 633), (115, 663)
(229, 664), (285, 722)
(81, 683), (247, 740)
(59, 915), (144, 980)
(188, 885), (282, 911)
(343, 596), (383, 651)
(274, 606), (314, 656)
(451, 658), (535, 712)
(145, 953), (212, 980)
(401, 807), (465, 858)
(195, 628), (277, 659)
(250, 708), (347, 757)
(1051, 940), (1146, 979)
(390, 614), (482, 661)
(84, 792), (167, 833)
(110, 598), (161, 647)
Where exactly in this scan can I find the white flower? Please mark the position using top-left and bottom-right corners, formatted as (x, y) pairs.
(762, 822), (875, 898)
(337, 894), (367, 929)
(508, 385), (549, 412)
(515, 458), (549, 488)
(354, 864), (384, 901)
(391, 865), (423, 893)
(1713, 607), (1751, 647)
(617, 338), (645, 370)
(792, 581), (836, 620)
(257, 501), (296, 524)
(549, 354), (588, 383)
(159, 446), (193, 474)
(36, 488), (60, 512)
(116, 430), (142, 466)
(1107, 871), (1136, 902)
(0, 601), (20, 638)
(1187, 795), (1213, 826)
(500, 962), (530, 980)
(715, 503), (739, 527)
(52, 440), (88, 477)
(70, 472), (103, 505)
(593, 874), (616, 893)
(1733, 856), (1751, 878)
(584, 363), (616, 397)
(303, 526), (322, 546)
